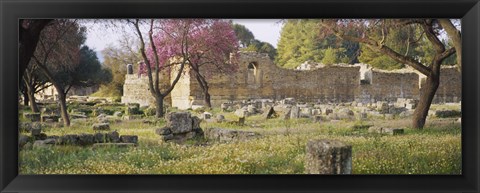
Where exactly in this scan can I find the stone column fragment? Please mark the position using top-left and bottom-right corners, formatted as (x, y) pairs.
(305, 139), (352, 174)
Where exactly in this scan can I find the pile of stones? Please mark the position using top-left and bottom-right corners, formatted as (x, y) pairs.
(156, 112), (204, 143)
(204, 128), (259, 143)
(367, 126), (404, 135)
(19, 122), (138, 149)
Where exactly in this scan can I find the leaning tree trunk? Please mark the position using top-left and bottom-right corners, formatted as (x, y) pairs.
(25, 83), (39, 112)
(194, 73), (212, 108)
(56, 89), (70, 127)
(155, 95), (165, 118)
(204, 88), (212, 109)
(412, 73), (440, 129)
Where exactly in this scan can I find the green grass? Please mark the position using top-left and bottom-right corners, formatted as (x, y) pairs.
(18, 106), (462, 175)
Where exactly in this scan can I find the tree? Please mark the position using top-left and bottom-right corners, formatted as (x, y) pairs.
(276, 20), (323, 68)
(248, 40), (277, 60)
(233, 24), (277, 60)
(438, 19), (461, 70)
(68, 46), (112, 89)
(142, 19), (238, 109)
(321, 19), (458, 129)
(96, 36), (141, 98)
(32, 19), (86, 127)
(321, 47), (340, 65)
(233, 24), (255, 47)
(19, 19), (53, 80)
(21, 61), (51, 112)
(276, 19), (360, 69)
(179, 20), (239, 108)
(358, 25), (419, 70)
(130, 19), (187, 118)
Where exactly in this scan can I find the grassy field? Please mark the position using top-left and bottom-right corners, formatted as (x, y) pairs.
(19, 105), (462, 175)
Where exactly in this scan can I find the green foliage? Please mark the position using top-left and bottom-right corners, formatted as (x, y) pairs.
(276, 20), (323, 69)
(233, 24), (255, 48)
(93, 37), (141, 98)
(234, 24), (277, 60)
(276, 19), (359, 69)
(240, 40), (277, 60)
(143, 107), (156, 117)
(357, 25), (420, 70)
(359, 47), (405, 70)
(321, 47), (349, 65)
(18, 107), (461, 174)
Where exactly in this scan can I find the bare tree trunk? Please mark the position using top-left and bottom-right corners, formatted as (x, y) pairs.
(155, 95), (165, 118)
(26, 84), (39, 113)
(23, 91), (30, 106)
(57, 91), (70, 127)
(438, 19), (461, 70)
(412, 73), (439, 129)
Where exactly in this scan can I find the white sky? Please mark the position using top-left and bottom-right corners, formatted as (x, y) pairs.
(83, 19), (283, 62)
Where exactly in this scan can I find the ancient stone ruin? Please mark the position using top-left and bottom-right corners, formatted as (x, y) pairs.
(19, 122), (139, 149)
(204, 128), (259, 143)
(305, 139), (352, 174)
(155, 112), (204, 143)
(122, 51), (461, 109)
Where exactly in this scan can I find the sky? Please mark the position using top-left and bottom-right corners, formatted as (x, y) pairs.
(83, 19), (283, 62)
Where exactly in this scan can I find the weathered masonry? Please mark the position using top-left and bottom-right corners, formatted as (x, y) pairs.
(122, 51), (461, 109)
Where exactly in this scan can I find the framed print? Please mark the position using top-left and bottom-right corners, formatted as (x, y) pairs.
(1, 0), (479, 192)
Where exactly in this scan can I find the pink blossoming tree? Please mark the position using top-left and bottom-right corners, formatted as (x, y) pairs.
(131, 19), (238, 116)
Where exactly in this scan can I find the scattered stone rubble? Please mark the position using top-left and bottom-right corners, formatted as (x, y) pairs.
(204, 128), (259, 143)
(368, 126), (404, 135)
(19, 125), (138, 149)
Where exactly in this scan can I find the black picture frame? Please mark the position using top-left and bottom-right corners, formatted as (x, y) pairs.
(1, 0), (479, 192)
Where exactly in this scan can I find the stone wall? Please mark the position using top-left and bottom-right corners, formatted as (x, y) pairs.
(121, 73), (172, 107)
(357, 69), (420, 103)
(433, 66), (461, 103)
(121, 51), (462, 109)
(187, 52), (360, 107)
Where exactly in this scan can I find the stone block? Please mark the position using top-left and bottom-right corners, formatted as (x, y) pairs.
(324, 109), (333, 115)
(33, 140), (53, 148)
(234, 108), (248, 118)
(31, 127), (42, 136)
(34, 133), (48, 140)
(290, 106), (300, 119)
(305, 139), (352, 174)
(92, 143), (136, 149)
(166, 112), (193, 134)
(262, 106), (276, 119)
(19, 135), (31, 148)
(204, 128), (259, 143)
(435, 110), (461, 118)
(78, 134), (95, 146)
(202, 112), (212, 120)
(41, 114), (60, 123)
(24, 113), (41, 122)
(93, 123), (110, 131)
(120, 135), (138, 144)
(312, 115), (322, 123)
(107, 131), (120, 143)
(368, 126), (404, 135)
(59, 134), (79, 145)
(238, 117), (245, 126)
(216, 115), (225, 122)
(94, 133), (107, 143)
(156, 127), (172, 135)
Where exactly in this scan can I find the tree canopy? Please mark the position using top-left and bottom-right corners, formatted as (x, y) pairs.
(276, 19), (360, 69)
(233, 23), (277, 60)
